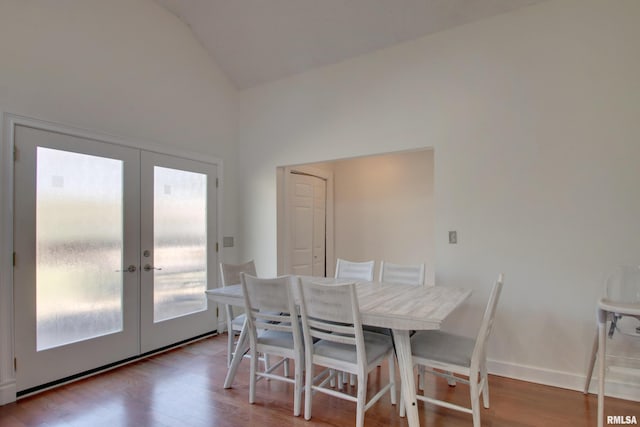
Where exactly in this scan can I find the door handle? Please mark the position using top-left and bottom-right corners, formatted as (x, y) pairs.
(143, 264), (162, 272)
(116, 265), (137, 273)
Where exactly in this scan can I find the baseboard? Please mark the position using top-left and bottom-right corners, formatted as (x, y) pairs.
(0, 380), (16, 405)
(488, 359), (640, 402)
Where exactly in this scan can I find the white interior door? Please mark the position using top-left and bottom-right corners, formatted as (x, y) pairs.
(139, 151), (217, 352)
(288, 173), (326, 276)
(13, 125), (219, 391)
(13, 125), (140, 392)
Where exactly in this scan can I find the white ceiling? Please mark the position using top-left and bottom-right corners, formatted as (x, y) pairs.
(155, 0), (545, 89)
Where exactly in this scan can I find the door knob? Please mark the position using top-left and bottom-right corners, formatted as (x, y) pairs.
(143, 264), (162, 272)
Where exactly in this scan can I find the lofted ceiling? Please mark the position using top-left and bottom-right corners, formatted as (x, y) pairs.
(155, 0), (546, 89)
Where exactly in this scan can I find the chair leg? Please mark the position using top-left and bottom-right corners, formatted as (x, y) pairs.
(480, 362), (490, 408)
(329, 369), (336, 387)
(399, 386), (406, 417)
(249, 346), (258, 404)
(350, 373), (356, 386)
(284, 358), (290, 377)
(304, 358), (314, 420)
(469, 373), (481, 427)
(356, 373), (368, 427)
(447, 370), (457, 386)
(418, 365), (425, 390)
(388, 354), (397, 405)
(293, 355), (303, 416)
(598, 317), (607, 427)
(227, 330), (234, 368)
(264, 354), (271, 375)
(584, 330), (598, 394)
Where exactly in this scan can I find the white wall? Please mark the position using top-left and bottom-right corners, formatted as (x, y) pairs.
(0, 0), (238, 403)
(332, 150), (434, 283)
(238, 0), (640, 398)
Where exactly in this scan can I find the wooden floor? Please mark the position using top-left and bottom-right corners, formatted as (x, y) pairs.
(0, 334), (638, 426)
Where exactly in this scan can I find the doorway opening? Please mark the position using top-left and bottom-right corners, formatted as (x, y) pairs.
(277, 149), (434, 282)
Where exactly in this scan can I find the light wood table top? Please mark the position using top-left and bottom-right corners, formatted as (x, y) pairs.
(206, 277), (471, 331)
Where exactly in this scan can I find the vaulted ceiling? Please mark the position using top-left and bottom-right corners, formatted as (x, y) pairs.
(155, 0), (546, 89)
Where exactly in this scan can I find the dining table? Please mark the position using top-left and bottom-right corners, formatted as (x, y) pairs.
(205, 277), (471, 427)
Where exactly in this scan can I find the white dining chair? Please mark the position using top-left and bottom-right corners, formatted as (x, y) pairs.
(297, 278), (397, 427)
(334, 258), (376, 386)
(240, 273), (304, 416)
(335, 258), (375, 282)
(379, 261), (425, 286)
(219, 260), (257, 367)
(400, 274), (504, 427)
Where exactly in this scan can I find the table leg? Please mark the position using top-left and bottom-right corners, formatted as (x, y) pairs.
(393, 329), (420, 427)
(224, 318), (250, 389)
(597, 310), (607, 427)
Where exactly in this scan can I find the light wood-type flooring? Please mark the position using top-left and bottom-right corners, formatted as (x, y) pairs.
(0, 334), (638, 426)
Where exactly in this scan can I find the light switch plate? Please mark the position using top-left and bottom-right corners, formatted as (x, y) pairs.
(223, 236), (234, 247)
(449, 231), (457, 244)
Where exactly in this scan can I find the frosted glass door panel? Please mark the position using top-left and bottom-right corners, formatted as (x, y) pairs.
(153, 166), (207, 322)
(36, 147), (124, 351)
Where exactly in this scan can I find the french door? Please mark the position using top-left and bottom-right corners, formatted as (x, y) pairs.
(13, 125), (218, 391)
(139, 151), (217, 352)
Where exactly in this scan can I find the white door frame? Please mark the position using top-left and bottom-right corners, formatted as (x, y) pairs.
(0, 113), (224, 404)
(277, 165), (334, 277)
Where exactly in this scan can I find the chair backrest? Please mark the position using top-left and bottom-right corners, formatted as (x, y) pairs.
(471, 274), (504, 370)
(220, 260), (257, 287)
(240, 274), (301, 345)
(297, 278), (366, 363)
(604, 265), (640, 304)
(379, 261), (425, 286)
(335, 258), (375, 282)
(601, 265), (640, 328)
